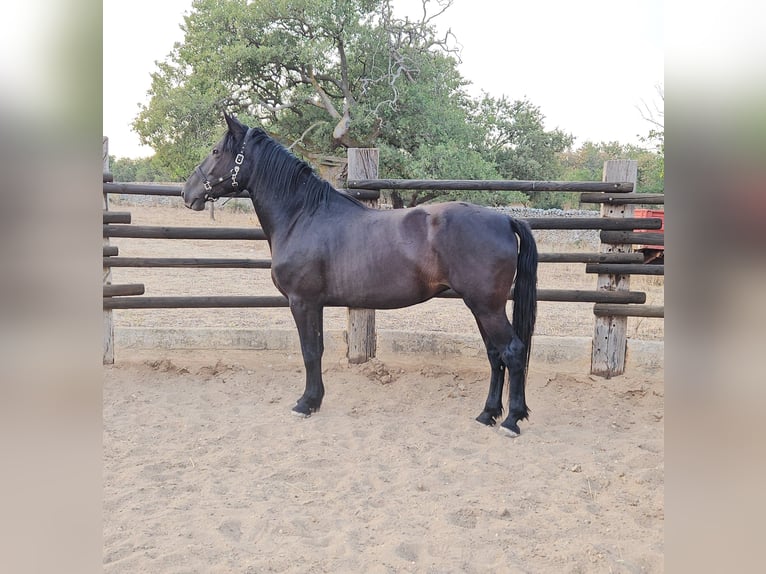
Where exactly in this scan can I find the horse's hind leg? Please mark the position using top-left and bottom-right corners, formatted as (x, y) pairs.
(498, 335), (529, 437)
(474, 324), (506, 426)
(470, 307), (529, 436)
(288, 299), (325, 417)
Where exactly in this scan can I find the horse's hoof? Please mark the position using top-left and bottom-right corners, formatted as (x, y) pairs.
(291, 406), (311, 418)
(499, 421), (520, 438)
(475, 412), (497, 426)
(498, 426), (520, 438)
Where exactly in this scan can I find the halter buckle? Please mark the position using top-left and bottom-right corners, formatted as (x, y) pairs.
(235, 153), (244, 165)
(231, 165), (240, 189)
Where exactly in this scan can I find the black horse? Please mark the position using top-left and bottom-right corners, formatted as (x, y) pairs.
(182, 114), (538, 436)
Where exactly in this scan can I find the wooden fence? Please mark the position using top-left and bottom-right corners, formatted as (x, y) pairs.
(103, 144), (663, 376)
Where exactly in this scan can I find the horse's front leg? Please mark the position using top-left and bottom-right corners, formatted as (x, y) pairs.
(289, 299), (325, 417)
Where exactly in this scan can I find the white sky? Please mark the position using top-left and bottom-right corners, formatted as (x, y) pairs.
(103, 0), (664, 158)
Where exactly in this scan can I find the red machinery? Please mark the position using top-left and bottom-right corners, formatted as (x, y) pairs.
(634, 208), (664, 264)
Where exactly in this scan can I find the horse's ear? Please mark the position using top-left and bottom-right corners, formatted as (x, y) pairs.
(223, 112), (245, 137)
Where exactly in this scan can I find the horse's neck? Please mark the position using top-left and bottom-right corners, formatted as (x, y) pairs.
(250, 185), (352, 240)
(249, 189), (304, 239)
(249, 194), (278, 239)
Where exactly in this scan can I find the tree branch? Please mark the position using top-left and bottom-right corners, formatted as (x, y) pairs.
(307, 67), (341, 120)
(409, 189), (447, 207)
(334, 40), (356, 107)
(636, 83), (664, 129)
(288, 121), (327, 150)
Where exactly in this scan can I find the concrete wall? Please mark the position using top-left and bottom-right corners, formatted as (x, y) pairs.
(115, 327), (663, 376)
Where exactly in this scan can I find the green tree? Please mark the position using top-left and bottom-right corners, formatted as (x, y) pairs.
(558, 140), (664, 203)
(470, 94), (574, 208)
(473, 94), (573, 180)
(371, 51), (503, 207)
(559, 141), (623, 182)
(134, 0), (469, 180)
(109, 156), (178, 182)
(132, 0), (573, 208)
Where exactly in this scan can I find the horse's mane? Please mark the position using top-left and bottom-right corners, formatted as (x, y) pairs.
(224, 126), (363, 213)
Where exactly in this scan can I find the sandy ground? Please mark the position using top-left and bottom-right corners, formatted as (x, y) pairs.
(104, 349), (663, 574)
(104, 204), (664, 572)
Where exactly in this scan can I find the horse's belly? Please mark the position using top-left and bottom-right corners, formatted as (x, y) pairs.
(324, 258), (446, 308)
(326, 287), (443, 309)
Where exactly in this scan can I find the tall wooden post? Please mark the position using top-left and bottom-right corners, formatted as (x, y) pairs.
(346, 148), (379, 364)
(103, 137), (114, 364)
(591, 160), (637, 377)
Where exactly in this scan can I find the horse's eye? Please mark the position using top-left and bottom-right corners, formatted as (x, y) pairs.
(212, 148), (219, 155)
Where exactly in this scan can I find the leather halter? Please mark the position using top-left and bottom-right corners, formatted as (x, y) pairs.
(192, 128), (252, 201)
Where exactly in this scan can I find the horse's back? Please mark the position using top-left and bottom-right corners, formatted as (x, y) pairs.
(419, 202), (518, 257)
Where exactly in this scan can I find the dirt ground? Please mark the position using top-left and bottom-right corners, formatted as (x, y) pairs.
(104, 204), (664, 573)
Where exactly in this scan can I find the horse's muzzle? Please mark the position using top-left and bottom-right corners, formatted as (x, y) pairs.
(181, 183), (207, 211)
(184, 196), (207, 211)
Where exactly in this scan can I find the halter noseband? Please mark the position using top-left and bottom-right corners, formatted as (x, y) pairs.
(193, 128), (252, 202)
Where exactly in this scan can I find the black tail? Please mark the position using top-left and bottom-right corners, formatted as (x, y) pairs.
(509, 217), (538, 387)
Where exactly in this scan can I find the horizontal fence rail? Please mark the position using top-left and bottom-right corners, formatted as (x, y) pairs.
(105, 176), (642, 196)
(104, 295), (289, 309)
(104, 182), (195, 197)
(103, 211), (131, 224)
(539, 252), (644, 264)
(347, 179), (634, 193)
(103, 182), (379, 201)
(103, 219), (661, 242)
(104, 257), (273, 269)
(103, 181), (665, 204)
(103, 225), (268, 241)
(580, 192), (664, 205)
(593, 304), (664, 318)
(525, 218), (661, 230)
(438, 288), (646, 304)
(103, 253), (645, 269)
(585, 263), (665, 276)
(103, 288), (646, 310)
(600, 231), (665, 246)
(103, 283), (145, 297)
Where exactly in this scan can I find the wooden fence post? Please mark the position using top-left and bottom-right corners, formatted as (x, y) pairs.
(591, 160), (637, 377)
(346, 149), (379, 364)
(103, 137), (114, 364)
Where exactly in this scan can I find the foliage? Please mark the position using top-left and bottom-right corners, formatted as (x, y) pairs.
(109, 155), (179, 182)
(470, 94), (574, 208)
(134, 0), (464, 178)
(559, 141), (664, 196)
(472, 94), (574, 180)
(127, 1), (664, 210)
(131, 0), (574, 207)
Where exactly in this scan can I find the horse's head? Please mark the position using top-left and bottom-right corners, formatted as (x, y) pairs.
(182, 113), (250, 210)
